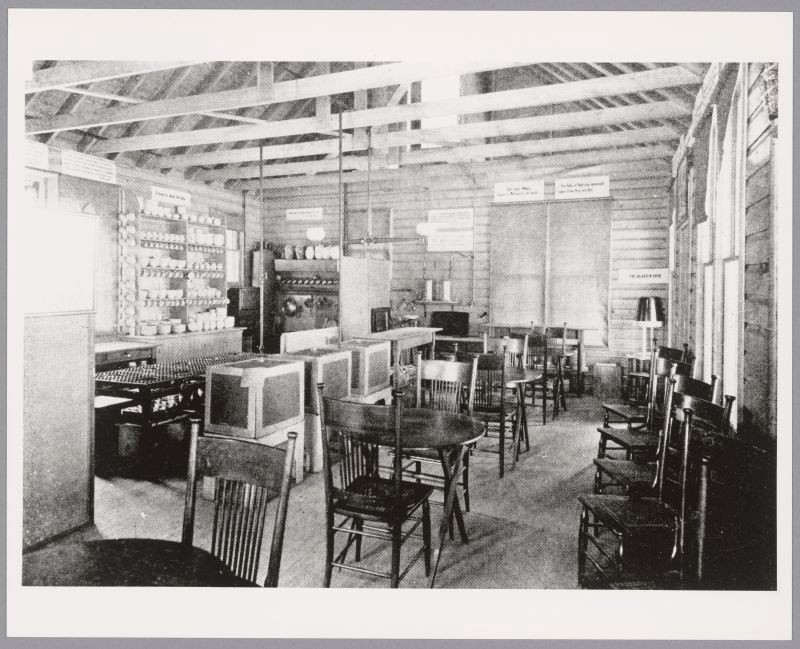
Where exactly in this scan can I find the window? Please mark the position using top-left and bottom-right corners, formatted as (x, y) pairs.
(420, 75), (460, 148)
(225, 229), (243, 285)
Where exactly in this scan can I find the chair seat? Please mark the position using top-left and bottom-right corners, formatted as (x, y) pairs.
(597, 426), (659, 451)
(578, 494), (677, 533)
(593, 458), (655, 489)
(602, 403), (647, 422)
(334, 475), (433, 520)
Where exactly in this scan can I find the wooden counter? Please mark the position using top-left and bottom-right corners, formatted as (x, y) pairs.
(365, 327), (442, 388)
(124, 328), (244, 363)
(95, 341), (158, 371)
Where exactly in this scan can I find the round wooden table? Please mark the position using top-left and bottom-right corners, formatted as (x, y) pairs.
(22, 538), (254, 587)
(372, 408), (484, 588)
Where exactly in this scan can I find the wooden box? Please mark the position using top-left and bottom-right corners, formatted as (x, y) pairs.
(274, 347), (352, 413)
(204, 357), (305, 440)
(339, 339), (391, 396)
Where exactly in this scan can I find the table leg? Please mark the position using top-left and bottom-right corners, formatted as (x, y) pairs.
(430, 447), (466, 588)
(517, 384), (530, 452)
(438, 447), (468, 542)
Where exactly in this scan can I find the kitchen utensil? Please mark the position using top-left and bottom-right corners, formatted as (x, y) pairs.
(171, 323), (187, 334)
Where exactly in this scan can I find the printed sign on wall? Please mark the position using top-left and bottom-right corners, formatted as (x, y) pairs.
(427, 208), (474, 252)
(25, 140), (50, 171)
(554, 175), (610, 200)
(493, 180), (545, 203)
(60, 149), (117, 185)
(619, 268), (670, 284)
(151, 186), (191, 206)
(286, 207), (324, 221)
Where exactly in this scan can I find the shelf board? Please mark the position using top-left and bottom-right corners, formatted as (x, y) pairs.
(417, 300), (460, 305)
(275, 259), (338, 272)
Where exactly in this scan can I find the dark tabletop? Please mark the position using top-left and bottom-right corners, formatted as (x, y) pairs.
(504, 367), (543, 385)
(22, 538), (254, 587)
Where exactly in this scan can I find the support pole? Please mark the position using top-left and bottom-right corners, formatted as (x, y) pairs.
(259, 143), (265, 353)
(338, 110), (344, 345)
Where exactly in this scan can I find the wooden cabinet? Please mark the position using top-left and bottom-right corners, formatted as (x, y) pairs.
(340, 257), (391, 339)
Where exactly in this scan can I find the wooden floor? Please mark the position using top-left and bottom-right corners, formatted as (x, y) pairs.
(42, 396), (604, 588)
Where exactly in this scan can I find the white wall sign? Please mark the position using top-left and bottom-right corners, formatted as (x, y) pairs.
(427, 208), (474, 252)
(60, 149), (117, 184)
(286, 207), (324, 221)
(554, 175), (610, 199)
(619, 268), (670, 284)
(493, 180), (545, 203)
(25, 140), (50, 171)
(151, 185), (191, 206)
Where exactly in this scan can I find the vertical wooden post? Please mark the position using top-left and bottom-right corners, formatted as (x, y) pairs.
(258, 143), (265, 353)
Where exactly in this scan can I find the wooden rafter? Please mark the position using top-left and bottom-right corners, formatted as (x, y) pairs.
(154, 100), (688, 170)
(89, 66), (701, 154)
(195, 126), (677, 182)
(26, 60), (206, 93)
(26, 61), (518, 135)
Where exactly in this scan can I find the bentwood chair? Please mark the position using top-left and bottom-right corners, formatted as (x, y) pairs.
(405, 353), (478, 512)
(182, 419), (297, 587)
(596, 354), (693, 461)
(318, 385), (432, 588)
(593, 373), (735, 495)
(578, 383), (727, 588)
(525, 327), (567, 424)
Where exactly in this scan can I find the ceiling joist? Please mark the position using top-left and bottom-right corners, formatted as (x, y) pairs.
(89, 66), (700, 154)
(153, 100), (688, 170)
(26, 61), (515, 135)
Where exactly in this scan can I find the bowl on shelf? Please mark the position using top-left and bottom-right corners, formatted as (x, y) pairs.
(224, 316), (235, 329)
(157, 322), (172, 335)
(139, 324), (157, 336)
(176, 259), (186, 269)
(171, 323), (187, 334)
(187, 321), (201, 332)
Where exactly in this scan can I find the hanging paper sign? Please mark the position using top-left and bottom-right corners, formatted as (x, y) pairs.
(554, 175), (610, 199)
(25, 140), (50, 171)
(619, 268), (670, 284)
(286, 207), (324, 221)
(151, 185), (191, 206)
(427, 208), (474, 252)
(60, 149), (117, 184)
(493, 180), (545, 203)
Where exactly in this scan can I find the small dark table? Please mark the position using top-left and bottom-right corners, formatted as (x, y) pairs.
(504, 367), (543, 467)
(371, 409), (484, 588)
(22, 539), (254, 587)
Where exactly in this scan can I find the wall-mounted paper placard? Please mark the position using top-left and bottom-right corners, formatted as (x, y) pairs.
(151, 186), (191, 206)
(554, 175), (610, 199)
(427, 208), (474, 252)
(286, 207), (324, 221)
(618, 268), (670, 284)
(61, 149), (117, 184)
(25, 140), (50, 171)
(493, 180), (545, 203)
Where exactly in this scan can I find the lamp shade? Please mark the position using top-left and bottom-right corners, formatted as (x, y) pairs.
(635, 296), (664, 323)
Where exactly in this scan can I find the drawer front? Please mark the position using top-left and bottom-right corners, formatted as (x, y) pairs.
(96, 347), (155, 368)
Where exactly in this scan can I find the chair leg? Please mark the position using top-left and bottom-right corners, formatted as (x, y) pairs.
(390, 521), (402, 588)
(560, 379), (567, 411)
(499, 413), (505, 478)
(415, 460), (422, 483)
(597, 433), (607, 459)
(422, 500), (431, 577)
(594, 466), (604, 494)
(462, 451), (470, 513)
(323, 524), (335, 588)
(542, 386), (547, 425)
(578, 506), (589, 587)
(354, 518), (363, 562)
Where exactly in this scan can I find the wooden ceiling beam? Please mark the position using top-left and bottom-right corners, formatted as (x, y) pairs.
(155, 100), (687, 169)
(90, 66), (700, 154)
(198, 126), (677, 182)
(26, 61), (514, 135)
(235, 144), (672, 190)
(26, 60), (206, 93)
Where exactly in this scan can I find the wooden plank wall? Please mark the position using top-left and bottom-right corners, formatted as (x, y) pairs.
(247, 162), (672, 365)
(742, 63), (777, 441)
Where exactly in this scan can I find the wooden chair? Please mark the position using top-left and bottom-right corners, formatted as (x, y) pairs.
(318, 385), (432, 588)
(182, 418), (297, 587)
(525, 327), (567, 424)
(594, 373), (735, 495)
(602, 343), (696, 430)
(457, 351), (517, 478)
(578, 383), (727, 588)
(596, 354), (693, 461)
(405, 353), (478, 512)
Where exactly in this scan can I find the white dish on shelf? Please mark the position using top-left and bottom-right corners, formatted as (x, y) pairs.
(172, 323), (187, 334)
